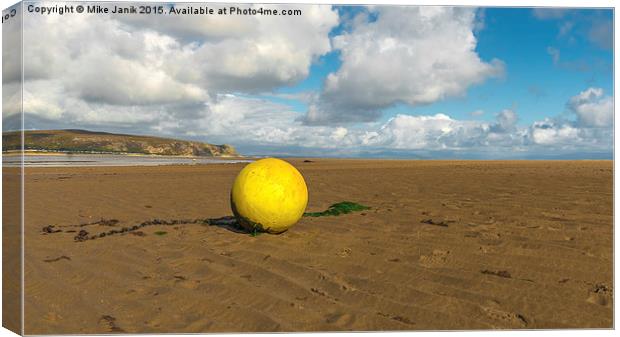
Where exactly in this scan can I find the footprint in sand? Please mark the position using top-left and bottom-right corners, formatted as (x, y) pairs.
(587, 283), (612, 307)
(478, 246), (492, 254)
(337, 248), (352, 258)
(464, 231), (480, 238)
(477, 231), (503, 247)
(440, 201), (460, 210)
(377, 312), (415, 326)
(332, 274), (357, 292)
(99, 315), (125, 333)
(418, 249), (450, 267)
(481, 306), (528, 328)
(324, 312), (355, 326)
(480, 231), (501, 240)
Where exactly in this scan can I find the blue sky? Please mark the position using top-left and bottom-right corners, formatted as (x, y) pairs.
(7, 4), (614, 158)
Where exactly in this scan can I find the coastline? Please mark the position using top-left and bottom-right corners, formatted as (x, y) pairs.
(3, 150), (249, 160)
(2, 152), (253, 167)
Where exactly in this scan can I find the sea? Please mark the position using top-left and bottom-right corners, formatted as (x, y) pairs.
(2, 153), (253, 167)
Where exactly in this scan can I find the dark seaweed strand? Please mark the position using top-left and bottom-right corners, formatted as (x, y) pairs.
(72, 218), (217, 242)
(60, 218), (120, 228)
(41, 219), (120, 233)
(43, 201), (371, 241)
(65, 216), (261, 242)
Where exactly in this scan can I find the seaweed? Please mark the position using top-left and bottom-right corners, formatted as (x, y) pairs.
(303, 201), (370, 217)
(55, 201), (372, 242)
(249, 228), (263, 237)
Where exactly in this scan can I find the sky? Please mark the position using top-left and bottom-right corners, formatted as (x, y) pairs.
(2, 3), (614, 158)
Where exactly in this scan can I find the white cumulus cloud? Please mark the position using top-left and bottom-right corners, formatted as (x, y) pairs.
(19, 3), (339, 123)
(305, 6), (504, 124)
(568, 87), (613, 128)
(527, 87), (613, 150)
(529, 119), (581, 145)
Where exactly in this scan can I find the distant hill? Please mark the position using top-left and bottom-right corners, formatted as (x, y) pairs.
(2, 129), (239, 157)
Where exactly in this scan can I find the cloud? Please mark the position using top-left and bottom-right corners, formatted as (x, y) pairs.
(588, 19), (612, 50)
(546, 46), (560, 64)
(528, 85), (547, 99)
(470, 110), (485, 117)
(533, 8), (612, 51)
(117, 4), (339, 93)
(330, 109), (523, 152)
(491, 109), (518, 132)
(529, 119), (580, 145)
(528, 118), (612, 150)
(2, 2), (23, 85)
(305, 7), (504, 125)
(474, 8), (486, 32)
(23, 11), (209, 107)
(2, 83), (23, 117)
(568, 87), (613, 127)
(16, 86), (612, 158)
(546, 46), (606, 74)
(20, 3), (339, 114)
(532, 8), (569, 20)
(527, 87), (613, 149)
(367, 104), (609, 154)
(361, 114), (489, 150)
(558, 21), (575, 37)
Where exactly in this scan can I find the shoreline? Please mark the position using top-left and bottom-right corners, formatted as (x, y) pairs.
(2, 150), (250, 160)
(3, 152), (253, 168)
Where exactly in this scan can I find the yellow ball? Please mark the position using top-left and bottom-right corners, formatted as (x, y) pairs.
(231, 158), (308, 234)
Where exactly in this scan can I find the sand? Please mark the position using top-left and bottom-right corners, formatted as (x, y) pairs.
(20, 159), (612, 333)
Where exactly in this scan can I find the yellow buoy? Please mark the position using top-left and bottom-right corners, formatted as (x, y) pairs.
(231, 158), (308, 234)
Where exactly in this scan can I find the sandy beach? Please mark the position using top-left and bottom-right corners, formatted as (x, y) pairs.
(21, 159), (612, 333)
